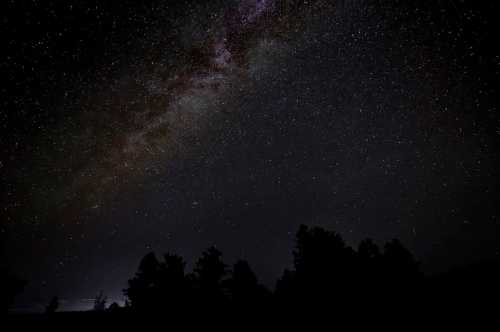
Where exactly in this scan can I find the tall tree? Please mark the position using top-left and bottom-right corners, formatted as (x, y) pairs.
(193, 246), (227, 302)
(157, 253), (188, 309)
(124, 252), (160, 311)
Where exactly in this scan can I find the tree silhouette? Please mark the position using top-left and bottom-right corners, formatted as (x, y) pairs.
(226, 260), (268, 306)
(93, 291), (107, 311)
(45, 296), (59, 314)
(124, 251), (192, 313)
(157, 253), (189, 310)
(275, 224), (423, 312)
(118, 225), (430, 317)
(193, 246), (227, 304)
(292, 224), (355, 301)
(123, 252), (160, 311)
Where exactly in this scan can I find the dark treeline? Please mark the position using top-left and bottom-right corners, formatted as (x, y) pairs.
(119, 224), (499, 320)
(6, 224), (500, 324)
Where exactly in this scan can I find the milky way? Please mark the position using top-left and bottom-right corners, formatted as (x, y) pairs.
(54, 0), (290, 211)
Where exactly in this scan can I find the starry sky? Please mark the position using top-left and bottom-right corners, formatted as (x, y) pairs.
(2, 0), (499, 311)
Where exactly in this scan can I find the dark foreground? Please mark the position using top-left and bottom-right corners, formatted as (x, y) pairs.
(5, 225), (500, 327)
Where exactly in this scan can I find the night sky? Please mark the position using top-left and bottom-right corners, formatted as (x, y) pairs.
(2, 0), (499, 311)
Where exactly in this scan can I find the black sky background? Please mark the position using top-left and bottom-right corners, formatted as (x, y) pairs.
(1, 0), (500, 311)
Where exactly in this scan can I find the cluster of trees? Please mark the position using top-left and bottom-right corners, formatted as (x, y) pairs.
(124, 246), (270, 313)
(6, 224), (499, 318)
(123, 225), (422, 315)
(42, 291), (113, 315)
